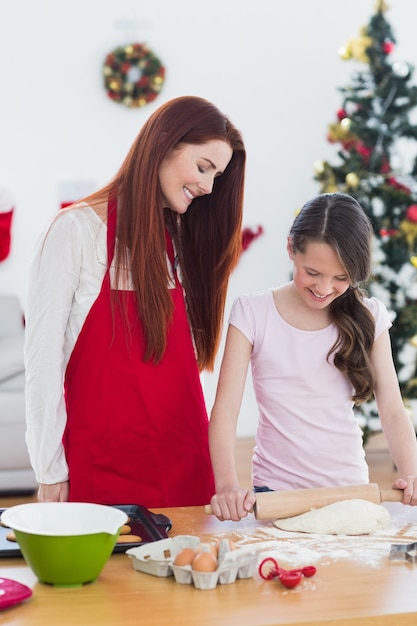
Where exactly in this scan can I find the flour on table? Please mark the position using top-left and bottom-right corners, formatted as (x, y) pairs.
(273, 499), (391, 535)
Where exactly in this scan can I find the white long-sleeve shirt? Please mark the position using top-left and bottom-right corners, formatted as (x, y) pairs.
(24, 204), (178, 484)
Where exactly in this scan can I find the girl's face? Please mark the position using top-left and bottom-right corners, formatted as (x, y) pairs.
(288, 238), (351, 309)
(158, 140), (233, 214)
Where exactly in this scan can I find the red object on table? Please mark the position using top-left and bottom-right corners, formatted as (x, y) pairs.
(258, 557), (317, 589)
(0, 577), (32, 610)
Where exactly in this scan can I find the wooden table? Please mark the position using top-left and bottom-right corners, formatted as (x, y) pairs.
(1, 504), (417, 626)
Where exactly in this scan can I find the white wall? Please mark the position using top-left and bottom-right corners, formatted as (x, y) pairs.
(1, 0), (417, 435)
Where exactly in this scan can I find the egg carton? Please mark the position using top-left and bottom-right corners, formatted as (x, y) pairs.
(126, 535), (199, 577)
(126, 535), (259, 590)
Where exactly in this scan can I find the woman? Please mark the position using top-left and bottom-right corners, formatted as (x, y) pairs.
(209, 193), (417, 521)
(25, 96), (246, 507)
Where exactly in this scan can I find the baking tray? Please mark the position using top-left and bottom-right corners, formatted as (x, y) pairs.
(0, 504), (172, 558)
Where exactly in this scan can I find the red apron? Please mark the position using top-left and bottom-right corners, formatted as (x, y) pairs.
(63, 197), (215, 507)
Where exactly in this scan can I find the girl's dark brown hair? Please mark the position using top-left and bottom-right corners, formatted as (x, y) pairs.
(289, 192), (376, 403)
(85, 96), (245, 370)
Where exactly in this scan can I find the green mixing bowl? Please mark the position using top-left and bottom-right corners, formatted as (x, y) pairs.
(1, 502), (128, 587)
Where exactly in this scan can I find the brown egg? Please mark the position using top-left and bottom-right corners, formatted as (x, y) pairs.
(173, 547), (196, 566)
(192, 551), (218, 572)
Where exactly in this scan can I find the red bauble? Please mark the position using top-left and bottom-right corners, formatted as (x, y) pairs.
(380, 228), (397, 237)
(406, 204), (417, 223)
(382, 40), (395, 54)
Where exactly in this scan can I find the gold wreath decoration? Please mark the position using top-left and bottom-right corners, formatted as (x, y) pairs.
(103, 43), (165, 108)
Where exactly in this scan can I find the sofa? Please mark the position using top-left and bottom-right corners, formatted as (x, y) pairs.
(0, 294), (37, 493)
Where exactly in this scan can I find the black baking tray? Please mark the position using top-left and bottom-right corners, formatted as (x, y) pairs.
(0, 504), (172, 558)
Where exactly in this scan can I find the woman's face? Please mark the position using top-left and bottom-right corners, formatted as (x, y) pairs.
(288, 239), (351, 310)
(158, 139), (233, 214)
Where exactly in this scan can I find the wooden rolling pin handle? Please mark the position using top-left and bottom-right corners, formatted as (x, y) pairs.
(380, 489), (404, 503)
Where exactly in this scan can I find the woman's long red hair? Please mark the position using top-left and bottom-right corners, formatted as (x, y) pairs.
(84, 96), (246, 370)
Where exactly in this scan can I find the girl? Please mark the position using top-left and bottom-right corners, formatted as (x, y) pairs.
(209, 192), (417, 521)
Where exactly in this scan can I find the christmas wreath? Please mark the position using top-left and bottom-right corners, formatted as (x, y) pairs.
(103, 43), (165, 108)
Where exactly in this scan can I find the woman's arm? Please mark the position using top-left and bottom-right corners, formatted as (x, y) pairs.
(372, 328), (417, 505)
(38, 481), (70, 502)
(25, 211), (83, 489)
(209, 324), (256, 520)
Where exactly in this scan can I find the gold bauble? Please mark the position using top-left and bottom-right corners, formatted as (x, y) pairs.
(339, 46), (351, 60)
(346, 172), (360, 188)
(313, 160), (326, 175)
(345, 36), (373, 64)
(410, 336), (417, 348)
(109, 79), (121, 91)
(399, 220), (417, 251)
(410, 256), (417, 269)
(328, 121), (354, 143)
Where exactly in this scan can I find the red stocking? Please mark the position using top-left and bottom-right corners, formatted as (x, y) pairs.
(0, 208), (13, 262)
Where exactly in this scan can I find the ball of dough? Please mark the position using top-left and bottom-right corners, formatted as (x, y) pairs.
(273, 499), (391, 535)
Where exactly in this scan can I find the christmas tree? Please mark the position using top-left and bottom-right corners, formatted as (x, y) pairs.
(314, 0), (417, 430)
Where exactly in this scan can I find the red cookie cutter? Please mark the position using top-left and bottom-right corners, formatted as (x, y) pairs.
(258, 557), (317, 589)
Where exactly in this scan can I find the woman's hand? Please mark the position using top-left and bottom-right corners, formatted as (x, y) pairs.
(392, 476), (417, 506)
(210, 487), (256, 522)
(38, 481), (69, 502)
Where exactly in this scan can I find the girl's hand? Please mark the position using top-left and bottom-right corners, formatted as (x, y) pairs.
(38, 481), (69, 502)
(210, 487), (256, 522)
(392, 476), (417, 506)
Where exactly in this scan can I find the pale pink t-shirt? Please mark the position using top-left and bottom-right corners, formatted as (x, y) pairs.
(229, 289), (392, 491)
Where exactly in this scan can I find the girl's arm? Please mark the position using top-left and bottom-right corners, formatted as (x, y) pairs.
(209, 324), (256, 521)
(371, 328), (417, 505)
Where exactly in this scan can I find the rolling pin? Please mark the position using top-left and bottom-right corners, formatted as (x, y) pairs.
(205, 483), (404, 520)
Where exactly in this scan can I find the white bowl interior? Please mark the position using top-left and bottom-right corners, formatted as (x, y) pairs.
(1, 502), (127, 536)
